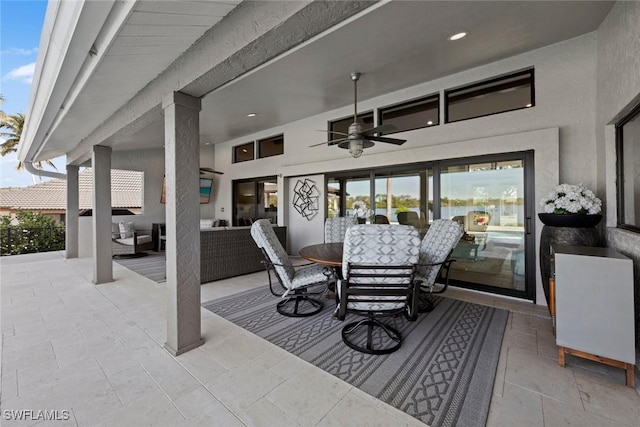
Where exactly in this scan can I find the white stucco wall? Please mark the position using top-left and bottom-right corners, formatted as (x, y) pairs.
(595, 0), (640, 347)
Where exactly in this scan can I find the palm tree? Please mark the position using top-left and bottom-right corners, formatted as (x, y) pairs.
(0, 94), (5, 121)
(0, 112), (56, 171)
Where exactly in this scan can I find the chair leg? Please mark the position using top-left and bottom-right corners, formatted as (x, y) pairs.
(276, 293), (323, 317)
(341, 317), (402, 354)
(418, 292), (435, 312)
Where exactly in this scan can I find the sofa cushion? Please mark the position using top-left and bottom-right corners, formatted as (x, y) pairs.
(119, 221), (134, 238)
(200, 219), (214, 228)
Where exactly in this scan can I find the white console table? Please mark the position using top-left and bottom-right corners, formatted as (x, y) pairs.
(552, 244), (635, 387)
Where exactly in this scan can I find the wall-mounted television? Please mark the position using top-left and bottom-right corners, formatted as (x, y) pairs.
(199, 178), (213, 203)
(161, 177), (213, 204)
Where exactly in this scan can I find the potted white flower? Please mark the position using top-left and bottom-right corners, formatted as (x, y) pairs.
(538, 183), (602, 227)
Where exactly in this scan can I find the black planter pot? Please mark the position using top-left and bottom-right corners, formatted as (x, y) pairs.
(538, 214), (603, 306)
(538, 213), (602, 228)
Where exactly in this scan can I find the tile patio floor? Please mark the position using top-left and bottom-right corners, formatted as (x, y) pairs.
(1, 251), (638, 426)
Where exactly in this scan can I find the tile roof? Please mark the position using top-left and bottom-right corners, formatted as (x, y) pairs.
(0, 169), (143, 210)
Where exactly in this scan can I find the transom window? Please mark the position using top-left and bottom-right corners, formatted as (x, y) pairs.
(445, 69), (535, 123)
(258, 134), (284, 158)
(233, 142), (254, 163)
(329, 111), (374, 137)
(378, 94), (439, 133)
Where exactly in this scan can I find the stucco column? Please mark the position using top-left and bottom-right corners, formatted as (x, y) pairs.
(65, 164), (79, 258)
(163, 91), (203, 355)
(92, 145), (113, 284)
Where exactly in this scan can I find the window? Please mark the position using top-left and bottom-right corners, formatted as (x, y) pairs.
(258, 134), (284, 158)
(445, 69), (534, 123)
(616, 102), (640, 232)
(233, 142), (254, 163)
(378, 94), (439, 133)
(329, 111), (374, 137)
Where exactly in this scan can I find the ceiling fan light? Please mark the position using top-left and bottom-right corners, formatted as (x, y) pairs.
(349, 139), (364, 158)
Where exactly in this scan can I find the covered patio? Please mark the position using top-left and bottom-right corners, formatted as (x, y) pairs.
(7, 0), (640, 424)
(2, 252), (639, 426)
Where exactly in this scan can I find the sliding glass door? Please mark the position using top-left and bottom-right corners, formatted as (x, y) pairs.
(233, 176), (277, 226)
(325, 151), (535, 300)
(440, 155), (533, 299)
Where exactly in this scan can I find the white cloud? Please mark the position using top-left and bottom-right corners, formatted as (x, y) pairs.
(0, 47), (38, 56)
(4, 62), (36, 84)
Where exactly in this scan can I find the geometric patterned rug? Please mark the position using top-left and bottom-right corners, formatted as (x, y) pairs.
(203, 286), (508, 427)
(113, 252), (166, 283)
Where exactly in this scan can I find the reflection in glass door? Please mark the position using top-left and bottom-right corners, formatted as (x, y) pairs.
(374, 170), (432, 232)
(441, 158), (530, 297)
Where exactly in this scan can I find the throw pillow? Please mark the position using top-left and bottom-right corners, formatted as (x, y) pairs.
(119, 221), (134, 239)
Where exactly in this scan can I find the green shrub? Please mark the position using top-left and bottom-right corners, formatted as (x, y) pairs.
(0, 210), (65, 255)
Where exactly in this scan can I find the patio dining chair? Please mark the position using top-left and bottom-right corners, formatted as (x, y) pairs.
(415, 219), (464, 312)
(336, 224), (420, 354)
(251, 219), (327, 317)
(324, 216), (357, 243)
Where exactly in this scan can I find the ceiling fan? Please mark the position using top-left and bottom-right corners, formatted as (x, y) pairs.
(310, 72), (406, 158)
(199, 167), (223, 175)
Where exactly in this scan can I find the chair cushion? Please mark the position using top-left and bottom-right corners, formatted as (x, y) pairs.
(415, 219), (464, 285)
(290, 264), (328, 290)
(114, 234), (152, 246)
(324, 216), (356, 243)
(119, 221), (134, 238)
(251, 219), (295, 288)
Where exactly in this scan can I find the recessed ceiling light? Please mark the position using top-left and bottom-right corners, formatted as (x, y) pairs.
(205, 142), (211, 145)
(427, 121), (434, 125)
(448, 32), (467, 41)
(526, 103), (532, 108)
(247, 113), (257, 117)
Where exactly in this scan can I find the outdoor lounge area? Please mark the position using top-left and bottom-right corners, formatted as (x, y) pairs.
(2, 251), (639, 426)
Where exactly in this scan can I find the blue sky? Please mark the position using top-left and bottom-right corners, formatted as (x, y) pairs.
(1, 0), (64, 188)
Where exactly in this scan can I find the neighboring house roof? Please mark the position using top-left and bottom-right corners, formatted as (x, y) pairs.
(0, 169), (142, 211)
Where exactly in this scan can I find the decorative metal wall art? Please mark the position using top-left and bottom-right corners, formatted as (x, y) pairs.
(292, 179), (319, 220)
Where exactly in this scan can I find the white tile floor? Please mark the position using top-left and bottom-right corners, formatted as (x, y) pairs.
(1, 251), (638, 426)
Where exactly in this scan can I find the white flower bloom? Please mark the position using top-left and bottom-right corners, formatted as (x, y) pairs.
(540, 183), (602, 215)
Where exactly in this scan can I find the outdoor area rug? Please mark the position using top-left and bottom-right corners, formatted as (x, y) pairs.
(202, 286), (508, 427)
(114, 252), (166, 283)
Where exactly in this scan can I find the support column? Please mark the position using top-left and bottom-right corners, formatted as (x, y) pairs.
(92, 145), (113, 284)
(163, 91), (203, 355)
(65, 164), (79, 259)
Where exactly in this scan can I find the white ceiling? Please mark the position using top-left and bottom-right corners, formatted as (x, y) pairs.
(104, 1), (616, 151)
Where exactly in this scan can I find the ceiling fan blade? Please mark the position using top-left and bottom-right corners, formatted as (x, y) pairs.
(367, 135), (406, 145)
(316, 129), (349, 136)
(309, 137), (349, 147)
(199, 167), (224, 175)
(362, 123), (397, 136)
